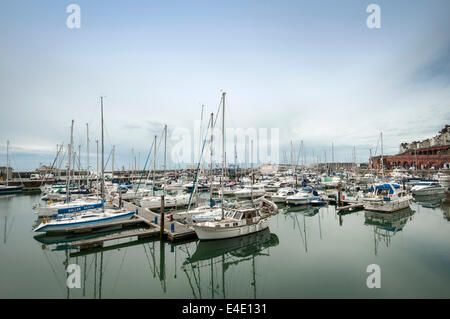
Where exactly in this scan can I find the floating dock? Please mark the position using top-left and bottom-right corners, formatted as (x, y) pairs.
(120, 199), (197, 242)
(67, 199), (197, 250)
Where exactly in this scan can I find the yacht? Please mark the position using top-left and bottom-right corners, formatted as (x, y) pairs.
(139, 193), (194, 209)
(363, 183), (412, 213)
(33, 208), (135, 233)
(34, 98), (135, 233)
(268, 188), (298, 203)
(411, 181), (446, 196)
(234, 184), (265, 198)
(286, 187), (319, 206)
(192, 197), (278, 240)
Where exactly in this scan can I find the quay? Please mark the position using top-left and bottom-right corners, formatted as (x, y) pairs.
(119, 199), (197, 242)
(67, 199), (197, 250)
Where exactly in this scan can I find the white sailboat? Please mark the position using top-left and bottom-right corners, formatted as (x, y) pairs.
(192, 93), (278, 240)
(34, 97), (135, 233)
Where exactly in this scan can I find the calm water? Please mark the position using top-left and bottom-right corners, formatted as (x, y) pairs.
(1, 193), (450, 299)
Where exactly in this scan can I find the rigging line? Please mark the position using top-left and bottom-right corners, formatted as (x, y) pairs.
(293, 214), (306, 249)
(38, 144), (64, 187)
(186, 116), (213, 211)
(183, 243), (202, 298)
(134, 137), (155, 194)
(42, 249), (66, 296)
(112, 247), (128, 296)
(5, 215), (15, 240)
(142, 243), (155, 274)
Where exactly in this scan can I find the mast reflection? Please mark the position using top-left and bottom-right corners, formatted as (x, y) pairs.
(364, 208), (415, 255)
(182, 228), (279, 299)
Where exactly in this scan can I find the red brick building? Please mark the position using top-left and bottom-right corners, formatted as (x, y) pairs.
(370, 145), (450, 170)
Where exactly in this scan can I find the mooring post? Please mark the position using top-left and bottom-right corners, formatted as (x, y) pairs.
(160, 195), (165, 239)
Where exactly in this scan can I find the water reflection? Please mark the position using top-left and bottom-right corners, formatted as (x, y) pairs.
(442, 194), (450, 221)
(281, 206), (324, 252)
(182, 229), (279, 299)
(364, 208), (415, 255)
(413, 194), (446, 209)
(1, 195), (16, 244)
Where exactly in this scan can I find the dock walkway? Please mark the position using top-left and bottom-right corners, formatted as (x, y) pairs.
(119, 199), (197, 242)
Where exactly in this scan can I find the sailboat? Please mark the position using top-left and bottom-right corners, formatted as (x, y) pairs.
(34, 97), (135, 233)
(0, 141), (24, 195)
(192, 92), (278, 241)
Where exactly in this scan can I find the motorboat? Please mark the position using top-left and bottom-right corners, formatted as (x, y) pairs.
(286, 187), (319, 206)
(411, 181), (446, 196)
(192, 197), (278, 240)
(268, 188), (298, 203)
(139, 193), (195, 209)
(234, 184), (265, 198)
(363, 183), (412, 213)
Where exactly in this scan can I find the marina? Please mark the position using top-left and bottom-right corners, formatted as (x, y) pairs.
(1, 191), (450, 298)
(1, 0), (450, 303)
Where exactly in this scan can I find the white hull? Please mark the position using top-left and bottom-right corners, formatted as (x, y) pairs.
(140, 194), (195, 209)
(33, 209), (135, 233)
(193, 218), (270, 240)
(412, 187), (446, 196)
(363, 196), (412, 213)
(234, 190), (265, 198)
(286, 198), (312, 205)
(34, 200), (103, 217)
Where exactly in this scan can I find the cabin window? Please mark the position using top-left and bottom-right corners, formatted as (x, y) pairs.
(234, 212), (243, 220)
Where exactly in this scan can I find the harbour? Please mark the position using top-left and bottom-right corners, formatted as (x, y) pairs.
(1, 191), (450, 298)
(2, 0), (450, 303)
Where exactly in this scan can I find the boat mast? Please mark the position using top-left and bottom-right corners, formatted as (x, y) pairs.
(6, 140), (9, 187)
(100, 97), (105, 211)
(164, 124), (167, 195)
(112, 145), (115, 179)
(67, 120), (74, 203)
(221, 92), (226, 219)
(210, 112), (214, 203)
(153, 135), (157, 196)
(380, 132), (384, 179)
(86, 123), (90, 186)
(251, 139), (254, 202)
(78, 144), (81, 189)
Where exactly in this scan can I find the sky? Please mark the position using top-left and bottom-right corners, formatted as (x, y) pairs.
(0, 0), (449, 171)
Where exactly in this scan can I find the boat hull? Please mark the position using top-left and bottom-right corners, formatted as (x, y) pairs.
(33, 211), (135, 233)
(193, 218), (270, 241)
(412, 187), (446, 196)
(363, 197), (411, 213)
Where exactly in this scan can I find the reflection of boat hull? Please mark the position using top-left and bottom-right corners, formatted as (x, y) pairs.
(0, 185), (23, 195)
(185, 228), (279, 264)
(364, 208), (414, 232)
(33, 226), (126, 245)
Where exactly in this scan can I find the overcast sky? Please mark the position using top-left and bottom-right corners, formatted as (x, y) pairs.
(1, 0), (449, 171)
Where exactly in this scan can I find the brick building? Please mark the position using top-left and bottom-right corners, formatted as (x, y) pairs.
(370, 145), (450, 170)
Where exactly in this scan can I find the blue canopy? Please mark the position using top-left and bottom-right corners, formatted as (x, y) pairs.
(375, 184), (400, 194)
